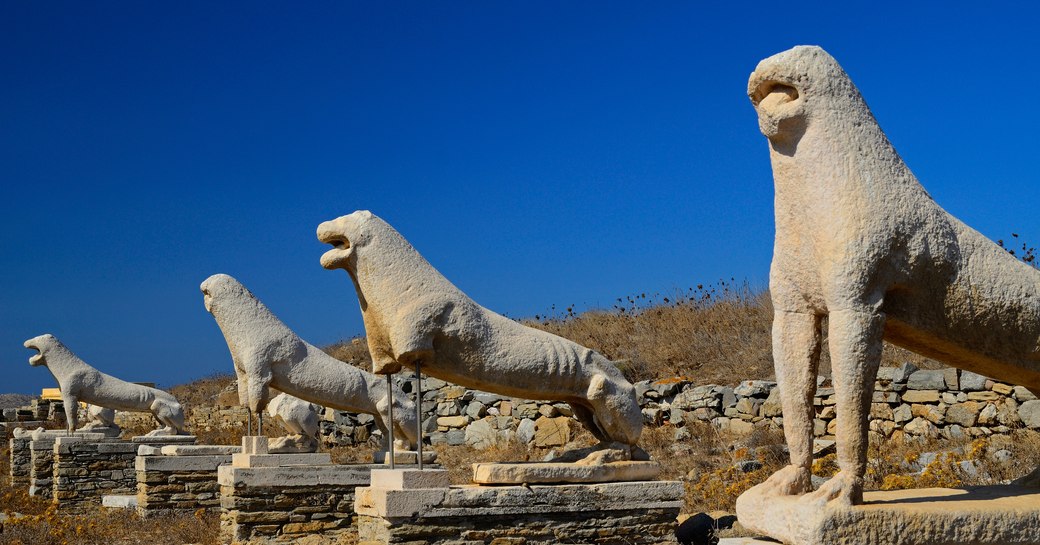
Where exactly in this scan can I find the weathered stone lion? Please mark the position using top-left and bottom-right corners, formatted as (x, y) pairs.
(316, 211), (644, 454)
(81, 404), (119, 434)
(200, 273), (418, 450)
(266, 392), (321, 453)
(742, 45), (1040, 508)
(24, 334), (187, 436)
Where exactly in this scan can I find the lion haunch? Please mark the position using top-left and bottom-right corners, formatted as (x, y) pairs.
(317, 210), (644, 447)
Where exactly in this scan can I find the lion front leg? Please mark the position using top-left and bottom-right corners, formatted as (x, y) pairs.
(756, 310), (822, 497)
(803, 308), (884, 506)
(62, 393), (80, 434)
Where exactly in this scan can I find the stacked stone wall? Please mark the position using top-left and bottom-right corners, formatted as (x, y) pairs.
(9, 436), (31, 486)
(52, 438), (137, 512)
(136, 454), (231, 516)
(218, 465), (371, 544)
(309, 365), (1040, 452)
(29, 437), (57, 498)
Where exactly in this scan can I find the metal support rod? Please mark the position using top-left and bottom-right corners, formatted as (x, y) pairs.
(415, 361), (424, 471)
(386, 373), (396, 470)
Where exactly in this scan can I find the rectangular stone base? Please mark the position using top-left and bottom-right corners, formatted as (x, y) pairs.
(355, 480), (683, 545)
(736, 484), (1040, 545)
(136, 447), (234, 517)
(219, 463), (381, 544)
(472, 460), (661, 484)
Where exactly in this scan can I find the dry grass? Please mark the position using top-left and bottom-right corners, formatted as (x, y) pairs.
(168, 372), (236, 411)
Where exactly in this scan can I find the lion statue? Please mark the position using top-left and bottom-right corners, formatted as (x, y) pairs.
(316, 210), (644, 459)
(739, 45), (1040, 511)
(80, 404), (120, 434)
(24, 334), (187, 436)
(201, 273), (418, 450)
(265, 392), (321, 454)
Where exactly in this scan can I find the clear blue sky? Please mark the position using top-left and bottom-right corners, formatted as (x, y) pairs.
(2, 3), (1037, 394)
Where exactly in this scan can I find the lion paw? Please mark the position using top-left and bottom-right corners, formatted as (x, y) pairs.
(753, 464), (812, 497)
(800, 470), (862, 506)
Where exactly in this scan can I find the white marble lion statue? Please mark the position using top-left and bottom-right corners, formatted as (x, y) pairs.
(24, 334), (187, 436)
(316, 210), (645, 458)
(201, 273), (418, 450)
(741, 45), (1040, 509)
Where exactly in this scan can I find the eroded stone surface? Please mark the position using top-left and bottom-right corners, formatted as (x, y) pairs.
(316, 211), (644, 452)
(472, 460), (661, 484)
(355, 480), (682, 544)
(265, 392), (320, 454)
(23, 334), (187, 436)
(737, 484), (1040, 545)
(746, 44), (1040, 509)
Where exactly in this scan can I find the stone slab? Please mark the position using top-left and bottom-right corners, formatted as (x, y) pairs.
(718, 540), (779, 545)
(371, 468), (450, 489)
(231, 452), (331, 468)
(102, 495), (138, 508)
(372, 450), (439, 465)
(218, 463), (377, 488)
(136, 453), (232, 472)
(131, 435), (196, 444)
(736, 485), (1040, 545)
(472, 460), (661, 484)
(160, 444), (240, 455)
(356, 479), (684, 519)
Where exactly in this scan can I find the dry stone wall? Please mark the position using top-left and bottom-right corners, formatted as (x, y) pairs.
(9, 436), (30, 486)
(52, 438), (138, 512)
(136, 453), (232, 516)
(310, 365), (1040, 451)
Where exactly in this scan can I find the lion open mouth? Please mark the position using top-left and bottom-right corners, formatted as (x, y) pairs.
(318, 235), (352, 269)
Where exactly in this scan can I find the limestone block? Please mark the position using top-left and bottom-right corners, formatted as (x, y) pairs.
(370, 468), (450, 489)
(1014, 386), (1038, 402)
(734, 381), (776, 397)
(533, 416), (570, 447)
(869, 403), (893, 420)
(464, 418), (498, 449)
(738, 485), (1040, 545)
(910, 404), (945, 425)
(437, 415), (468, 428)
(1018, 400), (1040, 428)
(516, 418), (536, 444)
(904, 418), (939, 438)
(945, 402), (982, 427)
(760, 388), (783, 418)
(990, 383), (1014, 395)
(892, 404), (913, 424)
(907, 370), (947, 391)
(942, 368), (960, 391)
(231, 452), (331, 468)
(102, 495), (137, 508)
(902, 390), (940, 404)
(472, 461), (661, 484)
(960, 371), (989, 392)
(967, 391), (1002, 402)
(977, 403), (999, 426)
(160, 444), (240, 456)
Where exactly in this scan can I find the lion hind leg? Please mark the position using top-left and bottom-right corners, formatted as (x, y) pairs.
(151, 399), (187, 435)
(585, 373), (643, 446)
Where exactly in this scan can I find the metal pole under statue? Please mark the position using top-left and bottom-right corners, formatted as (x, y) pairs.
(415, 361), (424, 471)
(386, 373), (396, 470)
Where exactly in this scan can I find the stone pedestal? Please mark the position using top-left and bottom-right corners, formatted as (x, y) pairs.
(217, 436), (377, 544)
(355, 468), (683, 545)
(136, 444), (239, 517)
(53, 436), (138, 512)
(9, 436), (31, 487)
(736, 484), (1040, 545)
(45, 434), (196, 511)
